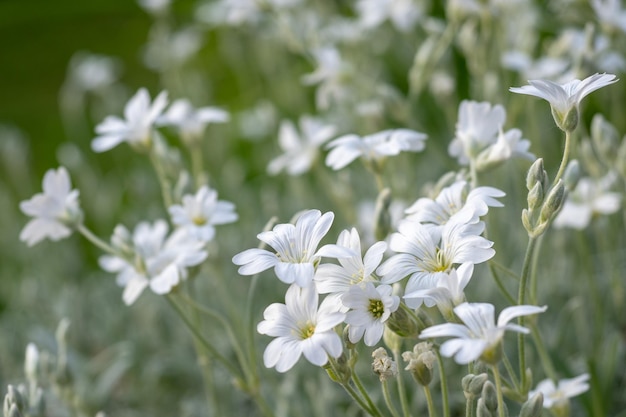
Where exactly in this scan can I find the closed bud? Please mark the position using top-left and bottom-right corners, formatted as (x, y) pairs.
(552, 105), (578, 132)
(476, 398), (493, 417)
(402, 342), (436, 386)
(539, 180), (566, 223)
(6, 404), (23, 417)
(520, 392), (544, 417)
(562, 160), (581, 191)
(527, 182), (544, 212)
(481, 381), (498, 412)
(521, 209), (534, 235)
(526, 159), (546, 191)
(462, 373), (489, 399)
(374, 188), (392, 241)
(3, 386), (25, 416)
(386, 306), (421, 338)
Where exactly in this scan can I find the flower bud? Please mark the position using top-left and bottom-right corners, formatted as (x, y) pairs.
(3, 386), (25, 417)
(476, 398), (494, 417)
(6, 404), (23, 417)
(526, 182), (544, 212)
(385, 306), (421, 338)
(526, 158), (546, 191)
(520, 392), (543, 417)
(562, 160), (581, 192)
(402, 342), (436, 386)
(539, 180), (566, 223)
(481, 381), (498, 412)
(374, 188), (392, 241)
(462, 373), (489, 399)
(552, 105), (578, 132)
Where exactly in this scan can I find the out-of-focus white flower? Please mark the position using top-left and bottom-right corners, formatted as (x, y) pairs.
(509, 73), (618, 131)
(159, 98), (229, 144)
(232, 210), (353, 287)
(356, 0), (421, 32)
(420, 302), (547, 364)
(449, 100), (533, 168)
(257, 284), (344, 372)
(325, 129), (427, 170)
(553, 175), (621, 229)
(405, 180), (504, 229)
(593, 0), (626, 33)
(66, 52), (122, 92)
(301, 47), (353, 110)
(267, 116), (337, 176)
(143, 28), (204, 70)
(238, 100), (277, 141)
(196, 0), (301, 26)
(99, 220), (208, 305)
(342, 283), (399, 346)
(315, 228), (386, 298)
(169, 186), (238, 242)
(20, 167), (82, 246)
(501, 52), (570, 82)
(92, 88), (168, 152)
(377, 215), (494, 297)
(138, 0), (170, 15)
(529, 373), (590, 410)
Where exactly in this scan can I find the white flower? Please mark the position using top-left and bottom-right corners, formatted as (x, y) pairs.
(169, 186), (238, 242)
(66, 52), (121, 92)
(257, 284), (345, 372)
(405, 180), (504, 228)
(449, 100), (533, 168)
(529, 373), (590, 409)
(314, 228), (387, 297)
(92, 88), (168, 152)
(377, 215), (494, 296)
(420, 302), (547, 364)
(403, 263), (473, 313)
(592, 0), (626, 34)
(232, 210), (353, 287)
(267, 116), (337, 176)
(99, 220), (208, 305)
(356, 0), (421, 32)
(509, 73), (618, 131)
(138, 0), (170, 15)
(325, 129), (427, 170)
(20, 167), (81, 246)
(342, 283), (399, 346)
(301, 47), (352, 110)
(158, 98), (229, 143)
(553, 174), (621, 230)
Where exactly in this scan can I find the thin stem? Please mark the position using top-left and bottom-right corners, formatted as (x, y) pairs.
(488, 262), (516, 305)
(393, 349), (412, 417)
(149, 150), (174, 208)
(529, 235), (544, 305)
(435, 349), (450, 417)
(352, 370), (384, 417)
(424, 385), (438, 417)
(382, 381), (402, 417)
(501, 353), (520, 393)
(189, 141), (208, 188)
(554, 130), (572, 185)
(76, 224), (117, 255)
(529, 322), (557, 381)
(517, 236), (538, 391)
(491, 365), (507, 417)
(326, 358), (379, 417)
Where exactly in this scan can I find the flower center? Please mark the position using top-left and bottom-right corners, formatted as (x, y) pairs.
(299, 322), (316, 339)
(369, 299), (384, 319)
(192, 215), (207, 226)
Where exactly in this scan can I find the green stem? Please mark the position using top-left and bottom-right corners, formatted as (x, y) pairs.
(382, 381), (402, 417)
(435, 349), (450, 417)
(76, 224), (117, 255)
(487, 262), (516, 305)
(189, 141), (207, 188)
(517, 236), (538, 391)
(529, 235), (544, 305)
(149, 150), (174, 208)
(529, 323), (557, 381)
(353, 371), (384, 417)
(501, 353), (520, 393)
(393, 349), (412, 417)
(326, 358), (379, 417)
(424, 385), (438, 417)
(554, 130), (572, 186)
(491, 365), (507, 417)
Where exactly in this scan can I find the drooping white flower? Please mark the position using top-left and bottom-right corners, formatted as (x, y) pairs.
(314, 228), (387, 298)
(509, 73), (618, 131)
(232, 210), (353, 287)
(342, 283), (399, 346)
(377, 215), (494, 296)
(529, 373), (590, 409)
(257, 284), (345, 372)
(325, 129), (427, 170)
(356, 0), (421, 32)
(553, 174), (621, 230)
(449, 100), (533, 168)
(301, 47), (353, 110)
(158, 98), (229, 144)
(169, 186), (238, 242)
(420, 302), (547, 364)
(267, 116), (337, 176)
(92, 88), (168, 152)
(99, 220), (208, 305)
(20, 167), (82, 246)
(405, 180), (504, 229)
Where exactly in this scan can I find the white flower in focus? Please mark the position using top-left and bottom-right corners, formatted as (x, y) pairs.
(342, 283), (399, 346)
(99, 220), (208, 305)
(509, 73), (618, 131)
(20, 167), (81, 246)
(315, 228), (387, 297)
(553, 175), (621, 230)
(257, 284), (345, 372)
(159, 98), (229, 144)
(268, 116), (337, 176)
(92, 88), (168, 152)
(403, 263), (473, 313)
(420, 302), (547, 364)
(377, 215), (494, 296)
(356, 0), (421, 32)
(301, 47), (352, 110)
(232, 210), (353, 287)
(405, 180), (504, 228)
(325, 129), (427, 170)
(529, 373), (590, 409)
(169, 186), (238, 242)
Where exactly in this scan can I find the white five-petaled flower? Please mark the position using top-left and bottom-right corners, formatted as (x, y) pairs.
(325, 129), (427, 170)
(158, 98), (229, 144)
(92, 88), (168, 152)
(301, 47), (352, 111)
(529, 373), (590, 409)
(314, 227), (387, 297)
(267, 116), (337, 176)
(449, 100), (534, 169)
(342, 283), (399, 346)
(257, 284), (345, 373)
(509, 73), (618, 131)
(169, 186), (238, 242)
(232, 210), (353, 287)
(99, 220), (208, 305)
(20, 167), (82, 246)
(419, 302), (547, 364)
(405, 180), (504, 229)
(377, 214), (494, 296)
